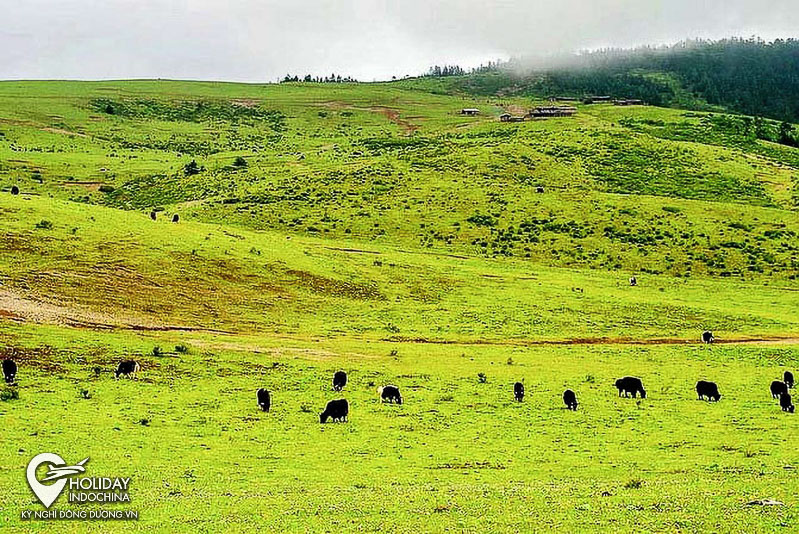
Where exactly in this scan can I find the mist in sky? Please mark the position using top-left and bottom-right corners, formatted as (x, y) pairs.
(2, 0), (798, 81)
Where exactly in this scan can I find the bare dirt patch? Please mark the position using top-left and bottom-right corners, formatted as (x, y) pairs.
(368, 106), (420, 134)
(41, 127), (88, 138)
(230, 99), (261, 109)
(0, 289), (231, 334)
(60, 181), (107, 191)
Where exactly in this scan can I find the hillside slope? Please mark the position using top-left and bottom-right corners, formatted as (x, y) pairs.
(1, 81), (798, 282)
(2, 80), (799, 533)
(2, 194), (799, 341)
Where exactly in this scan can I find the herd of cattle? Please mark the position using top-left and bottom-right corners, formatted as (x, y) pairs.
(1, 334), (796, 418)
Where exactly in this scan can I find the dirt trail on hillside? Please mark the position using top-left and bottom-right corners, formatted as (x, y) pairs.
(41, 127), (89, 138)
(382, 335), (799, 347)
(368, 106), (420, 134)
(3, 290), (798, 345)
(0, 289), (232, 334)
(314, 102), (419, 134)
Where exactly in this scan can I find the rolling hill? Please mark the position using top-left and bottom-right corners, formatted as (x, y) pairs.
(1, 79), (799, 531)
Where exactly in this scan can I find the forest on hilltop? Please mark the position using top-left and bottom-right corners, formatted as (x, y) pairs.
(429, 38), (799, 126)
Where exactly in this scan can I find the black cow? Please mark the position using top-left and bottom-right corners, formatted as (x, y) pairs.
(10, 185), (20, 195)
(257, 388), (271, 412)
(780, 392), (795, 413)
(696, 380), (721, 401)
(172, 214), (180, 223)
(629, 276), (637, 287)
(563, 389), (578, 410)
(114, 360), (140, 379)
(701, 331), (714, 344)
(615, 376), (646, 398)
(2, 359), (17, 384)
(784, 371), (794, 389)
(332, 371), (347, 391)
(150, 211), (157, 221)
(320, 399), (349, 423)
(771, 380), (788, 399)
(379, 385), (402, 404)
(535, 186), (545, 194)
(513, 382), (524, 402)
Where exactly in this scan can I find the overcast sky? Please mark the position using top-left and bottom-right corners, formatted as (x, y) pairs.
(2, 0), (798, 82)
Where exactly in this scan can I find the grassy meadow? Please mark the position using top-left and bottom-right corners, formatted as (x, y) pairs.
(0, 80), (798, 532)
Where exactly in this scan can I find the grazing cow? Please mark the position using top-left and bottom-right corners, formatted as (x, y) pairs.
(629, 276), (637, 287)
(784, 371), (794, 389)
(114, 360), (140, 379)
(563, 389), (578, 410)
(771, 380), (788, 399)
(150, 211), (157, 221)
(320, 399), (349, 423)
(696, 380), (721, 401)
(10, 185), (20, 195)
(615, 376), (646, 399)
(513, 382), (525, 402)
(702, 331), (714, 344)
(379, 385), (402, 404)
(2, 359), (17, 384)
(780, 392), (795, 413)
(257, 388), (271, 412)
(332, 371), (347, 391)
(535, 186), (545, 193)
(172, 214), (180, 223)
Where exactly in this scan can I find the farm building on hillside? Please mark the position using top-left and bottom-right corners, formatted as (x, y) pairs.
(583, 96), (612, 104)
(613, 99), (644, 106)
(549, 96), (579, 102)
(499, 113), (525, 122)
(529, 106), (577, 118)
(460, 108), (480, 116)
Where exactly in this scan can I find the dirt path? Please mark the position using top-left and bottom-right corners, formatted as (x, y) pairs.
(3, 289), (798, 346)
(368, 106), (420, 134)
(41, 127), (89, 138)
(314, 102), (419, 134)
(382, 335), (799, 347)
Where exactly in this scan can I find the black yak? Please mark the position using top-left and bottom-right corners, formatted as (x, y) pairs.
(379, 385), (402, 404)
(10, 185), (19, 195)
(615, 376), (646, 398)
(563, 389), (578, 410)
(702, 331), (714, 344)
(320, 399), (349, 423)
(172, 214), (180, 223)
(771, 380), (788, 399)
(150, 211), (157, 221)
(629, 276), (637, 287)
(780, 392), (795, 413)
(2, 359), (17, 384)
(535, 186), (545, 193)
(514, 382), (524, 402)
(784, 371), (794, 389)
(257, 388), (271, 412)
(332, 371), (347, 391)
(114, 360), (140, 379)
(696, 380), (721, 401)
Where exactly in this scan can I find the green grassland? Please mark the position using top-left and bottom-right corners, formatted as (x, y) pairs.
(2, 81), (799, 279)
(1, 80), (799, 532)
